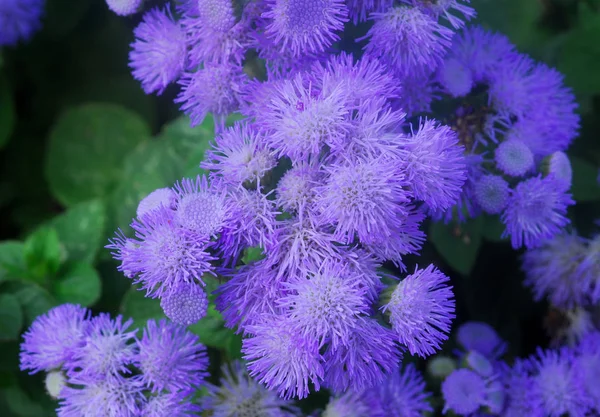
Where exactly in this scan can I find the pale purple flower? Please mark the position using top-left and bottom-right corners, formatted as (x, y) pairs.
(136, 187), (177, 219)
(160, 282), (209, 326)
(141, 390), (202, 417)
(473, 175), (510, 215)
(456, 321), (506, 359)
(495, 139), (534, 177)
(105, 0), (142, 16)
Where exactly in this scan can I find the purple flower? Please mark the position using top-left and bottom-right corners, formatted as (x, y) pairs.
(66, 313), (138, 380)
(495, 139), (534, 177)
(105, 0), (142, 16)
(176, 64), (246, 129)
(502, 360), (544, 417)
(382, 264), (455, 357)
(201, 122), (276, 186)
(129, 7), (187, 95)
(441, 369), (492, 415)
(401, 119), (466, 211)
(323, 319), (402, 393)
(323, 391), (370, 417)
(203, 361), (300, 416)
(405, 0), (476, 29)
(456, 321), (506, 359)
(363, 364), (432, 417)
(575, 332), (600, 411)
(473, 175), (510, 215)
(346, 0), (393, 24)
(546, 151), (572, 190)
(242, 316), (324, 399)
(20, 304), (90, 374)
(159, 282), (209, 326)
(501, 175), (574, 249)
(0, 0), (44, 46)
(278, 260), (370, 350)
(276, 163), (321, 214)
(141, 390), (202, 417)
(438, 57), (474, 97)
(262, 0), (348, 57)
(394, 71), (439, 117)
(362, 6), (454, 76)
(135, 319), (208, 392)
(136, 187), (177, 219)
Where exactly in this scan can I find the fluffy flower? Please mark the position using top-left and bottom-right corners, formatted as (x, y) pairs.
(323, 391), (370, 417)
(345, 0), (393, 24)
(159, 282), (209, 326)
(105, 0), (142, 16)
(201, 122), (276, 186)
(242, 316), (324, 399)
(20, 304), (90, 374)
(141, 390), (202, 417)
(129, 7), (187, 95)
(501, 175), (574, 249)
(455, 321), (506, 358)
(135, 319), (208, 392)
(276, 163), (321, 214)
(382, 264), (455, 357)
(136, 187), (177, 219)
(495, 139), (534, 177)
(575, 333), (600, 410)
(0, 0), (44, 46)
(438, 57), (474, 97)
(502, 360), (544, 417)
(411, 0), (476, 29)
(262, 0), (348, 56)
(362, 6), (453, 76)
(473, 175), (510, 215)
(546, 151), (572, 190)
(203, 361), (300, 417)
(400, 119), (466, 211)
(441, 369), (490, 415)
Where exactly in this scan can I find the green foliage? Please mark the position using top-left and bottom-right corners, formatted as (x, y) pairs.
(0, 242), (26, 283)
(571, 156), (600, 201)
(188, 304), (243, 359)
(481, 215), (509, 242)
(120, 286), (165, 330)
(45, 103), (150, 207)
(22, 227), (63, 284)
(0, 74), (15, 150)
(53, 262), (101, 307)
(10, 283), (57, 326)
(0, 295), (23, 341)
(429, 217), (484, 275)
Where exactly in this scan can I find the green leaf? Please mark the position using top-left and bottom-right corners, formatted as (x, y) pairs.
(188, 304), (243, 358)
(45, 103), (150, 207)
(571, 156), (600, 202)
(11, 284), (57, 325)
(0, 242), (26, 282)
(429, 217), (484, 275)
(0, 295), (23, 341)
(2, 385), (48, 417)
(23, 227), (63, 283)
(51, 199), (106, 263)
(481, 215), (509, 242)
(120, 287), (165, 330)
(0, 74), (15, 150)
(242, 246), (265, 264)
(53, 262), (102, 307)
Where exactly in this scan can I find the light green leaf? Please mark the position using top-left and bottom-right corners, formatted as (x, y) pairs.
(23, 227), (63, 283)
(11, 284), (57, 325)
(0, 295), (23, 341)
(0, 242), (26, 282)
(0, 74), (15, 150)
(429, 217), (484, 275)
(53, 262), (102, 307)
(45, 103), (150, 207)
(120, 287), (165, 330)
(242, 247), (265, 264)
(571, 156), (600, 202)
(188, 304), (243, 358)
(51, 199), (106, 263)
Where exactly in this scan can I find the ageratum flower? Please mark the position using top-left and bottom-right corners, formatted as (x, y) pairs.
(323, 391), (371, 417)
(262, 0), (348, 57)
(473, 175), (510, 215)
(141, 390), (202, 417)
(136, 187), (177, 219)
(159, 281), (209, 326)
(345, 0), (393, 24)
(203, 361), (300, 417)
(129, 7), (187, 95)
(438, 57), (474, 97)
(276, 163), (321, 214)
(546, 151), (573, 191)
(455, 321), (506, 359)
(135, 319), (208, 392)
(575, 332), (600, 411)
(502, 360), (544, 417)
(494, 139), (534, 177)
(0, 0), (44, 46)
(20, 304), (90, 374)
(105, 0), (142, 16)
(441, 369), (495, 415)
(382, 264), (455, 357)
(501, 175), (574, 249)
(404, 0), (476, 29)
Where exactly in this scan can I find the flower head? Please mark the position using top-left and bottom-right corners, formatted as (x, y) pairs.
(105, 0), (142, 16)
(141, 390), (202, 417)
(455, 321), (506, 358)
(323, 391), (370, 417)
(383, 264), (455, 357)
(136, 187), (177, 219)
(441, 369), (489, 415)
(546, 151), (572, 190)
(129, 7), (187, 95)
(0, 0), (44, 46)
(20, 304), (90, 374)
(438, 57), (474, 97)
(276, 163), (320, 214)
(473, 175), (510, 215)
(495, 140), (534, 177)
(136, 319), (208, 392)
(159, 282), (209, 326)
(502, 360), (544, 417)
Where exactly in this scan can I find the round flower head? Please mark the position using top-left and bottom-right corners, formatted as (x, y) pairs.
(323, 391), (370, 417)
(176, 64), (245, 129)
(201, 122), (276, 186)
(323, 319), (402, 393)
(259, 74), (350, 160)
(203, 361), (300, 417)
(410, 0), (476, 29)
(501, 175), (574, 249)
(495, 139), (534, 177)
(438, 57), (474, 97)
(502, 360), (544, 417)
(242, 316), (324, 399)
(473, 175), (510, 215)
(575, 333), (600, 410)
(57, 376), (144, 417)
(20, 304), (90, 374)
(465, 350), (494, 377)
(532, 348), (592, 417)
(441, 369), (488, 415)
(346, 0), (393, 24)
(136, 319), (208, 392)
(67, 313), (138, 380)
(105, 0), (143, 16)
(456, 321), (506, 358)
(262, 0), (349, 57)
(160, 282), (209, 326)
(362, 6), (453, 76)
(0, 0), (44, 46)
(278, 261), (370, 350)
(173, 175), (230, 238)
(546, 151), (572, 190)
(394, 71), (438, 117)
(363, 364), (432, 417)
(400, 119), (466, 211)
(316, 155), (411, 244)
(522, 233), (592, 308)
(382, 264), (455, 357)
(141, 390), (202, 417)
(45, 370), (67, 399)
(136, 187), (177, 219)
(114, 206), (215, 298)
(129, 7), (187, 95)
(276, 163), (320, 213)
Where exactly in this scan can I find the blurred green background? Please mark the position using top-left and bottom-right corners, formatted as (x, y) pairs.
(1, 0), (600, 415)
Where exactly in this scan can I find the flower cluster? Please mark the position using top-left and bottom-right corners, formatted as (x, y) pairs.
(19, 304), (208, 416)
(0, 0), (44, 46)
